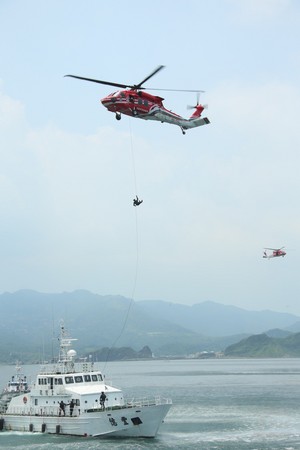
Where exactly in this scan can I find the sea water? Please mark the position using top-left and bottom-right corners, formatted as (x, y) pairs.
(1, 358), (300, 449)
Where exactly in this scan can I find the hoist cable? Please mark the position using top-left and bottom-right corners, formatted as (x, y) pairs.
(102, 118), (140, 372)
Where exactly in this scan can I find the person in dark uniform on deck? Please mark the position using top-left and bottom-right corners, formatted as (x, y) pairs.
(100, 391), (107, 409)
(59, 400), (66, 416)
(69, 399), (75, 416)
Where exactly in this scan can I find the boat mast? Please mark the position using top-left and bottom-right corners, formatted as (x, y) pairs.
(57, 321), (78, 373)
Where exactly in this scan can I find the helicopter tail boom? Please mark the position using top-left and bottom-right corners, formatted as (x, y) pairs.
(185, 116), (210, 129)
(182, 103), (210, 129)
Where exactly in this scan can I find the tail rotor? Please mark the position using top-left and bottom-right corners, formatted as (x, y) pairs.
(187, 92), (207, 111)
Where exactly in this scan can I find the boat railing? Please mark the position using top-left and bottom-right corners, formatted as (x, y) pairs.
(85, 396), (172, 413)
(2, 396), (172, 417)
(2, 405), (80, 417)
(125, 396), (172, 408)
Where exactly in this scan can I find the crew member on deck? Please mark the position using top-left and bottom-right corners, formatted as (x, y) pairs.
(59, 400), (66, 416)
(100, 392), (107, 409)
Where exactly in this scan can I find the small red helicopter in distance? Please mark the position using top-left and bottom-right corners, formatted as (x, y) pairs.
(65, 65), (210, 135)
(263, 247), (286, 259)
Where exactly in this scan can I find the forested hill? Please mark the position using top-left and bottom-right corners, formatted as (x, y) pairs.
(224, 332), (300, 357)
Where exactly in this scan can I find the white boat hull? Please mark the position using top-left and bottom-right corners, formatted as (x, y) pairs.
(2, 402), (171, 437)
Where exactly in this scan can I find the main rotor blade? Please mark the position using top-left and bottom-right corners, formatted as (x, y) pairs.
(65, 72), (206, 94)
(65, 75), (130, 89)
(135, 65), (165, 89)
(146, 88), (205, 93)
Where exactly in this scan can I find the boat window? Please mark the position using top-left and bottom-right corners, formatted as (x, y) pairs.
(75, 376), (83, 383)
(91, 375), (98, 381)
(65, 376), (74, 384)
(84, 375), (91, 382)
(98, 374), (103, 381)
(54, 378), (63, 385)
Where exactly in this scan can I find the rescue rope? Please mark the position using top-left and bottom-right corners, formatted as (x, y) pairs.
(129, 118), (138, 196)
(102, 118), (140, 371)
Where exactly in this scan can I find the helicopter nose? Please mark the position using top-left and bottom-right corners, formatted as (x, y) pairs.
(101, 94), (118, 110)
(101, 96), (109, 107)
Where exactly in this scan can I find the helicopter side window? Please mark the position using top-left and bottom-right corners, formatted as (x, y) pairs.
(120, 92), (126, 98)
(144, 100), (148, 106)
(138, 98), (142, 105)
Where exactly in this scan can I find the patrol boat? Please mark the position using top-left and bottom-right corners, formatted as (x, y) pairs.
(0, 323), (172, 437)
(0, 364), (30, 412)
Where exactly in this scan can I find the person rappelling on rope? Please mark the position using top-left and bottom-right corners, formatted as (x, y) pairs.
(133, 195), (143, 207)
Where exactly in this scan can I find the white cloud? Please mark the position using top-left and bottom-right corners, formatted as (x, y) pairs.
(228, 0), (291, 23)
(0, 86), (25, 128)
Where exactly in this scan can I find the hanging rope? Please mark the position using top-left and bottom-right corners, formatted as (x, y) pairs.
(129, 118), (138, 196)
(102, 118), (140, 372)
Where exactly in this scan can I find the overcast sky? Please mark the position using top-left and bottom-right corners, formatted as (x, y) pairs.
(0, 0), (300, 314)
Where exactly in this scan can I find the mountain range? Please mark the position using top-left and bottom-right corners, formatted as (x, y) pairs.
(0, 290), (300, 362)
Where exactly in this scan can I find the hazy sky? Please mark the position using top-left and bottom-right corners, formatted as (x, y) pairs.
(1, 0), (300, 314)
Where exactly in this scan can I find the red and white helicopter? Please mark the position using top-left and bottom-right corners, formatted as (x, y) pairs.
(263, 247), (286, 259)
(65, 65), (210, 135)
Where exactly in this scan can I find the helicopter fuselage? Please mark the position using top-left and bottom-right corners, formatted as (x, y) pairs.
(101, 89), (209, 133)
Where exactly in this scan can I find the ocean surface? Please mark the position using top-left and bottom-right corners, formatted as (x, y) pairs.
(1, 358), (300, 449)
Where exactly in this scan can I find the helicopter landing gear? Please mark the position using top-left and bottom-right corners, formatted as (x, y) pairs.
(180, 127), (186, 135)
(115, 112), (121, 121)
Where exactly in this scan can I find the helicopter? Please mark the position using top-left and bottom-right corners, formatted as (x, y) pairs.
(65, 65), (210, 135)
(263, 247), (286, 259)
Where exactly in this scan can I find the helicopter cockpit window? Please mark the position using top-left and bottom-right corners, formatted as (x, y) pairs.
(120, 92), (126, 98)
